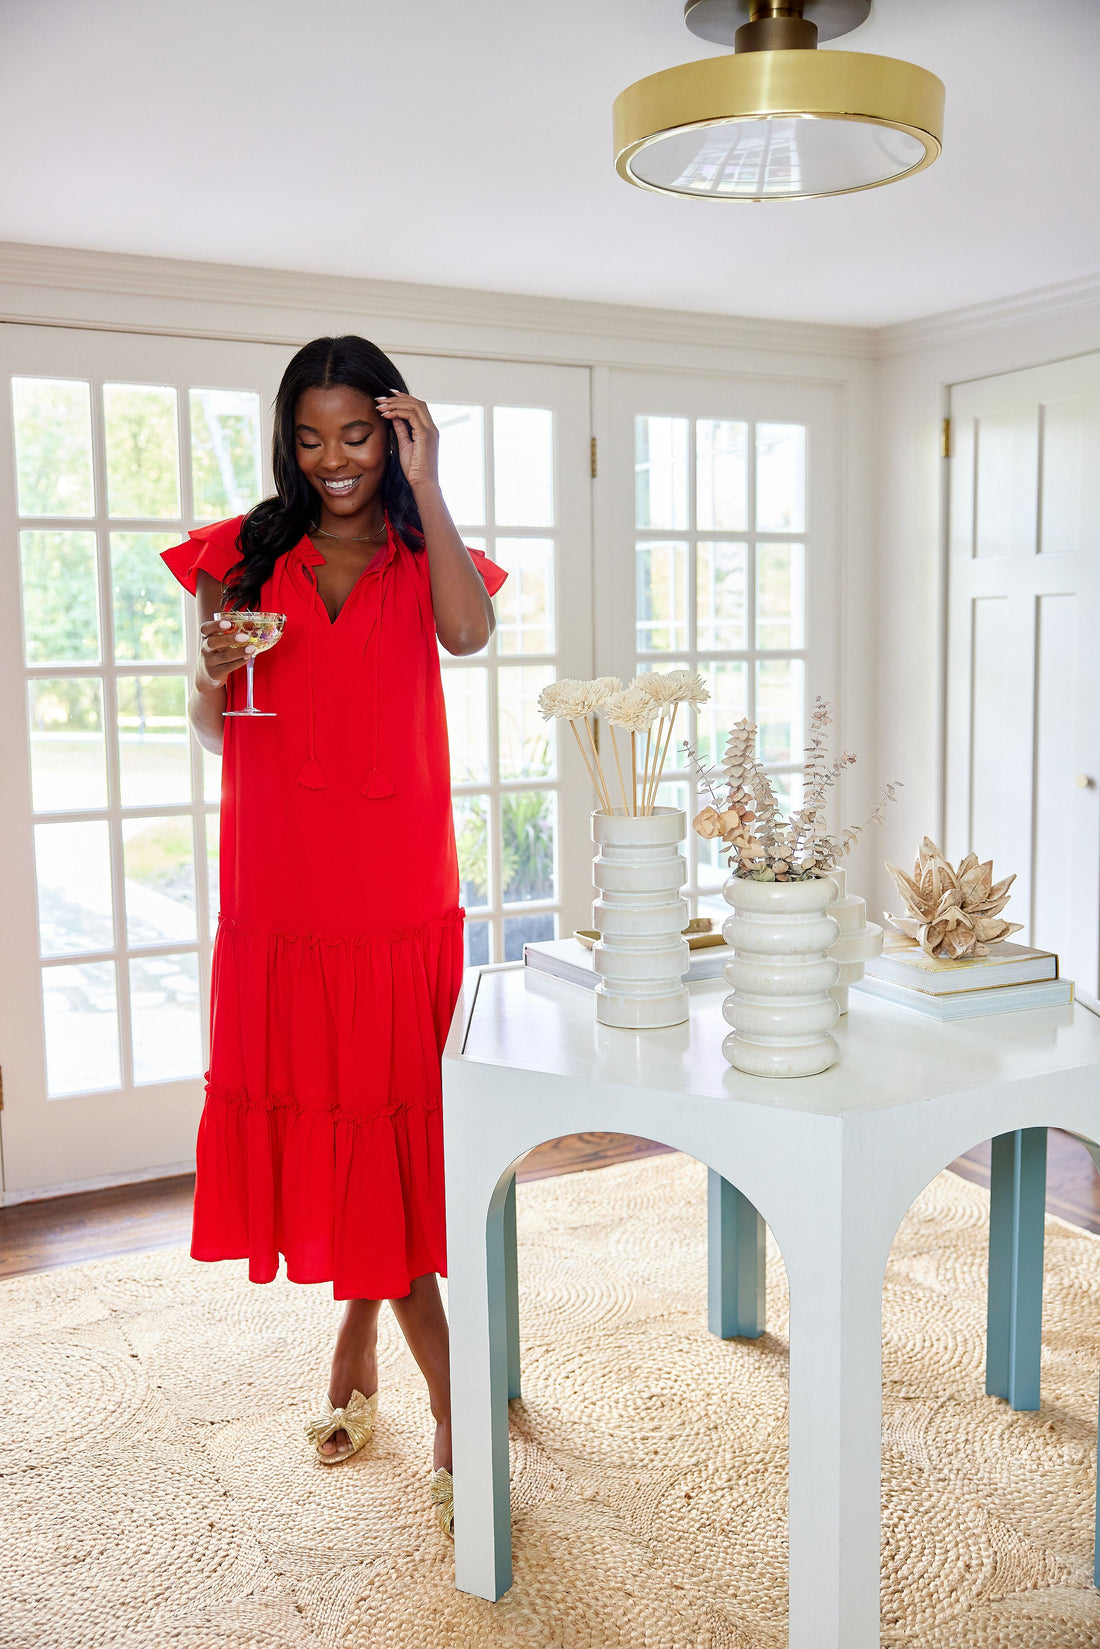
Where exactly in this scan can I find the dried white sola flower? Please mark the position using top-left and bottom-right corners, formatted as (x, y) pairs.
(667, 669), (710, 708)
(589, 676), (623, 707)
(537, 681), (564, 720)
(605, 685), (660, 734)
(538, 678), (596, 721)
(633, 670), (682, 705)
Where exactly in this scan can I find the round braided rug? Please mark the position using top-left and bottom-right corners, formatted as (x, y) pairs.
(2, 1155), (1099, 1648)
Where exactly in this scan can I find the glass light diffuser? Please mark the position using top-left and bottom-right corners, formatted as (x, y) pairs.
(614, 49), (944, 202)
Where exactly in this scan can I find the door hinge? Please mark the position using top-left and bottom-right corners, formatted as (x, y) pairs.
(590, 436), (598, 479)
(941, 417), (951, 459)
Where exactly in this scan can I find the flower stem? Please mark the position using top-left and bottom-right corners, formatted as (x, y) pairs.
(583, 716), (613, 813)
(631, 732), (638, 817)
(609, 724), (630, 815)
(568, 718), (606, 811)
(647, 703), (678, 813)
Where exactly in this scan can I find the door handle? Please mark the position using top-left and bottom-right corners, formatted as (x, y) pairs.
(1076, 774), (1094, 789)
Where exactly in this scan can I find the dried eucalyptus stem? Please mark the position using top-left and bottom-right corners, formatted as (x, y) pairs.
(686, 698), (899, 880)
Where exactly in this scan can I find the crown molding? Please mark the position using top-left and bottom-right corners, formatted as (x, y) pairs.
(5, 238), (1097, 370)
(0, 239), (876, 364)
(876, 271), (1100, 357)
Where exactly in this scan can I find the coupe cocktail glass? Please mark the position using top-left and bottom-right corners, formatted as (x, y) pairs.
(216, 611), (286, 717)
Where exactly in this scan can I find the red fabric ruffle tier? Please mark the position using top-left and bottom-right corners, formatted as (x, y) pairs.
(192, 910), (463, 1300)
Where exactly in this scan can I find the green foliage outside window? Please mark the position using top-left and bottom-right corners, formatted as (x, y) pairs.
(20, 532), (99, 664)
(103, 385), (180, 518)
(125, 818), (195, 907)
(13, 379), (95, 516)
(190, 390), (263, 520)
(457, 789), (555, 905)
(30, 677), (103, 736)
(111, 533), (184, 661)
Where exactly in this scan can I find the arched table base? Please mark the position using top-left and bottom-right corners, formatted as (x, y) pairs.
(444, 967), (1100, 1645)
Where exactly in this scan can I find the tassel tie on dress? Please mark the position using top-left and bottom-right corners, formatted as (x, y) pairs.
(296, 577), (327, 789)
(361, 564), (394, 798)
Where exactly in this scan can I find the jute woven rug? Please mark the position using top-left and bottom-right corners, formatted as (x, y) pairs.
(2, 1154), (1099, 1649)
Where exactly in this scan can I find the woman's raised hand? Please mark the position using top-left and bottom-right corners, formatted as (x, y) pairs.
(197, 617), (255, 693)
(374, 392), (440, 492)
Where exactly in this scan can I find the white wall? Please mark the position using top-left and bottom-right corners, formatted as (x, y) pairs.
(873, 276), (1100, 924)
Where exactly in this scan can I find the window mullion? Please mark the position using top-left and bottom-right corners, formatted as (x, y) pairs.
(483, 402), (504, 962)
(178, 392), (214, 1062)
(88, 374), (134, 1089)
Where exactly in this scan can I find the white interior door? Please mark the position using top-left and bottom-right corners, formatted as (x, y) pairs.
(601, 369), (842, 920)
(945, 355), (1100, 994)
(0, 332), (595, 1200)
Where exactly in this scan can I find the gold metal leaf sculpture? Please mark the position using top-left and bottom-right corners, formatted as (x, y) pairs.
(885, 836), (1023, 959)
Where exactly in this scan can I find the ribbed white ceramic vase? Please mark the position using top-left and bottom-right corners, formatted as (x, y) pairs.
(826, 867), (884, 1015)
(591, 808), (689, 1029)
(721, 874), (841, 1077)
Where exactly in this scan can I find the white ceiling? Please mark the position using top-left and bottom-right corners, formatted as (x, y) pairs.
(3, 0), (1099, 328)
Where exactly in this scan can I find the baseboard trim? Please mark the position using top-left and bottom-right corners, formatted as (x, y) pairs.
(1, 1159), (195, 1207)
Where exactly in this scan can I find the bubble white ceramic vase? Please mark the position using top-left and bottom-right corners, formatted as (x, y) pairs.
(721, 875), (841, 1077)
(591, 808), (689, 1029)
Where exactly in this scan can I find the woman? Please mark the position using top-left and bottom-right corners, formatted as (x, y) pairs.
(163, 335), (505, 1535)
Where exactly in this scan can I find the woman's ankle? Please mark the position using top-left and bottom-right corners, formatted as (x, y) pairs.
(433, 1416), (452, 1473)
(327, 1339), (379, 1406)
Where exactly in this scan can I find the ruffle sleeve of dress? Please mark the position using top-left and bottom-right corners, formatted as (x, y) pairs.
(160, 521), (509, 1300)
(160, 514), (246, 594)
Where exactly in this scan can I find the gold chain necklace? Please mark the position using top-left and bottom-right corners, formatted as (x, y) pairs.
(313, 522), (388, 544)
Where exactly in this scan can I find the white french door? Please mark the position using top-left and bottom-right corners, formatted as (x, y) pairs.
(392, 354), (594, 969)
(600, 369), (842, 920)
(945, 355), (1100, 996)
(0, 330), (594, 1200)
(0, 326), (293, 1199)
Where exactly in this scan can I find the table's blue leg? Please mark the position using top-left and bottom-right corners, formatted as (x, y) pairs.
(502, 1174), (521, 1400)
(471, 1171), (517, 1595)
(708, 1168), (766, 1339)
(986, 1128), (1047, 1410)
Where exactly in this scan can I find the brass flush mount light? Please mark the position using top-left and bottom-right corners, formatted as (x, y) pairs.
(613, 0), (944, 201)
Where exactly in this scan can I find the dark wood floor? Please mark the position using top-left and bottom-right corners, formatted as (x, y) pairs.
(0, 1132), (675, 1280)
(2, 1130), (1098, 1281)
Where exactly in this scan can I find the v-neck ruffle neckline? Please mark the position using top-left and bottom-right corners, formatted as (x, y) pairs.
(293, 527), (399, 627)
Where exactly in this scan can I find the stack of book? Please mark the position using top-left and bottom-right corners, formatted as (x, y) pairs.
(853, 939), (1072, 1019)
(524, 931), (729, 990)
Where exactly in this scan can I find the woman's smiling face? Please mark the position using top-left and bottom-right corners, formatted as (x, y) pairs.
(294, 384), (389, 521)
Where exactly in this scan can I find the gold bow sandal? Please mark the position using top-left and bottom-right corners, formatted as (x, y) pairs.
(430, 1468), (455, 1538)
(304, 1389), (378, 1464)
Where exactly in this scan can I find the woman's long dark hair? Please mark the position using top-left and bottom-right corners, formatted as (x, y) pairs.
(223, 335), (423, 608)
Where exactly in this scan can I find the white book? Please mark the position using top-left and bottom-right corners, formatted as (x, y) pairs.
(865, 939), (1058, 995)
(523, 936), (729, 991)
(852, 972), (1073, 1020)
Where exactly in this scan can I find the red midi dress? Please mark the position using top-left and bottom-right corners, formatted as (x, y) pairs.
(162, 515), (506, 1300)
